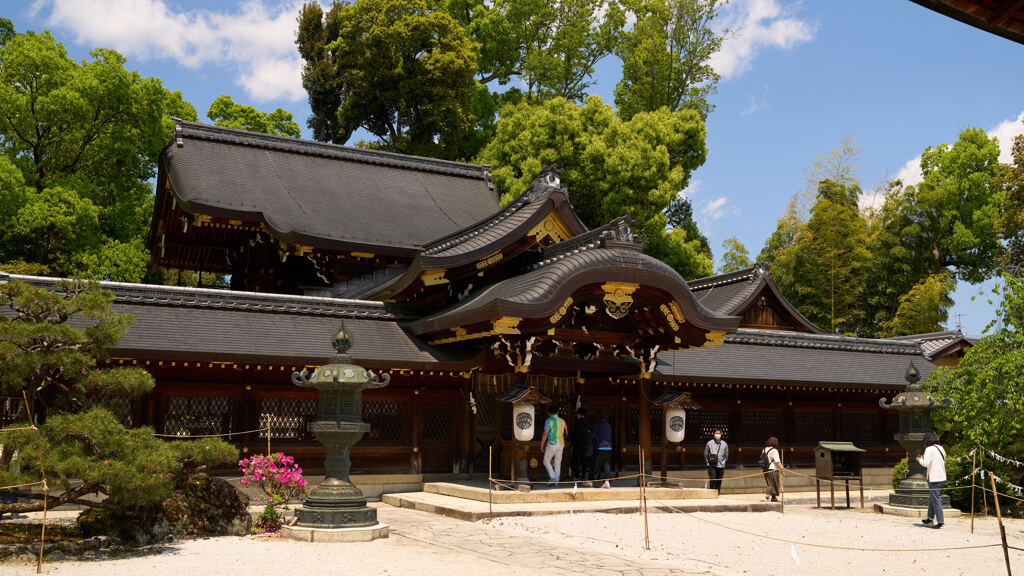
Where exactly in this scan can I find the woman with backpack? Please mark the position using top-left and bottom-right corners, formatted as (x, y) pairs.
(760, 437), (782, 502)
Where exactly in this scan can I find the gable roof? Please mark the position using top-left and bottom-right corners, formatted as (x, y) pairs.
(886, 329), (974, 361)
(688, 263), (827, 334)
(360, 170), (587, 300)
(155, 120), (499, 256)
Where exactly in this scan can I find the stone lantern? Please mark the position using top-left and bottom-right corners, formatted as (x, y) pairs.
(281, 323), (390, 542)
(878, 361), (953, 511)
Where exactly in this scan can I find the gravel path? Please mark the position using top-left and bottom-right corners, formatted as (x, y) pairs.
(3, 502), (1022, 576)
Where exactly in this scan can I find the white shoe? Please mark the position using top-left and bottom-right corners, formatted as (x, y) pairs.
(602, 481), (611, 489)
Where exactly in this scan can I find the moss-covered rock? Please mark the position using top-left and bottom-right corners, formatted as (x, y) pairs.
(78, 473), (250, 546)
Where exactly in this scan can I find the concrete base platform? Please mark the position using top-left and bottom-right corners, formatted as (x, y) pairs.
(426, 481), (714, 504)
(873, 503), (962, 518)
(383, 491), (778, 522)
(280, 523), (390, 542)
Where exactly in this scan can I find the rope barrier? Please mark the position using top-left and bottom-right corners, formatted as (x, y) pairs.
(0, 480), (45, 491)
(153, 426), (270, 438)
(0, 425), (38, 433)
(651, 499), (1004, 553)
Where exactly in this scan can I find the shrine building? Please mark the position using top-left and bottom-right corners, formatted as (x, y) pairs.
(0, 120), (972, 484)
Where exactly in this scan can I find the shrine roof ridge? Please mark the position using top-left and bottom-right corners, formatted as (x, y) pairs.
(172, 119), (490, 180)
(687, 263), (768, 291)
(0, 273), (412, 321)
(727, 328), (924, 355)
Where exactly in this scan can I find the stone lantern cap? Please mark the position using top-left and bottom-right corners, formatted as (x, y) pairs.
(651, 391), (702, 409)
(879, 361), (951, 411)
(291, 324), (389, 391)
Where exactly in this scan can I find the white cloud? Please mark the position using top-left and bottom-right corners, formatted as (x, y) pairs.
(889, 110), (1024, 188)
(989, 110), (1024, 164)
(710, 0), (816, 80)
(677, 181), (731, 237)
(31, 0), (308, 102)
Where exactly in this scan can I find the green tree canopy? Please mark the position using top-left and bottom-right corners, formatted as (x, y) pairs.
(774, 179), (870, 334)
(207, 95), (301, 138)
(297, 0), (480, 158)
(995, 125), (1024, 276)
(665, 194), (712, 260)
(615, 0), (722, 121)
(0, 279), (236, 514)
(477, 95), (712, 278)
(926, 275), (1024, 459)
(718, 236), (752, 273)
(878, 272), (955, 337)
(0, 30), (196, 281)
(441, 0), (625, 101)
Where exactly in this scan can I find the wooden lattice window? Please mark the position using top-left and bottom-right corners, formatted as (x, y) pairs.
(841, 412), (877, 444)
(88, 395), (134, 427)
(742, 409), (782, 443)
(164, 396), (233, 437)
(686, 408), (730, 444)
(362, 399), (407, 443)
(884, 412), (899, 443)
(650, 407), (663, 444)
(473, 383), (498, 429)
(794, 411), (832, 444)
(423, 406), (453, 442)
(258, 398), (317, 441)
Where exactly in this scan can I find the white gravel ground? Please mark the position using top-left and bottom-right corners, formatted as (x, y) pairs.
(3, 503), (1022, 576)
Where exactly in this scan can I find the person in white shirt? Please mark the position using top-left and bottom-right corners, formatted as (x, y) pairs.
(916, 433), (947, 528)
(761, 437), (782, 502)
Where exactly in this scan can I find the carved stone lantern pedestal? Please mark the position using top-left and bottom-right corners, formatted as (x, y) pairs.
(280, 324), (391, 542)
(874, 362), (962, 518)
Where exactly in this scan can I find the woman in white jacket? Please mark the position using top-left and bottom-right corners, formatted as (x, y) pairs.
(916, 433), (947, 528)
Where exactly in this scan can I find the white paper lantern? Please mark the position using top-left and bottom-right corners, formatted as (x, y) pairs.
(665, 407), (686, 443)
(513, 402), (535, 441)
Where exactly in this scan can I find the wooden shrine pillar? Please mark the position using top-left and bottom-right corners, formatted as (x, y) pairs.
(411, 373), (423, 474)
(458, 377), (472, 473)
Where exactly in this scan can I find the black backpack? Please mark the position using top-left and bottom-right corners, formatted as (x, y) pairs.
(759, 448), (772, 471)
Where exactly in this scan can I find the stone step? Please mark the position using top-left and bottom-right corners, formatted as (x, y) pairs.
(423, 481), (713, 503)
(382, 491), (779, 522)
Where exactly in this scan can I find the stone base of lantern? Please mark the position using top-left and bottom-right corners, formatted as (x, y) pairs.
(281, 522), (389, 542)
(873, 503), (961, 518)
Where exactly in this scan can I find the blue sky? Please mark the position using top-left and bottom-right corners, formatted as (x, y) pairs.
(4, 0), (1021, 336)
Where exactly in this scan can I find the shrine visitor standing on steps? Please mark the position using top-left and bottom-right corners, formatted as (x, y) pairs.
(570, 407), (592, 482)
(705, 429), (728, 492)
(916, 433), (947, 528)
(591, 411), (613, 489)
(541, 405), (568, 485)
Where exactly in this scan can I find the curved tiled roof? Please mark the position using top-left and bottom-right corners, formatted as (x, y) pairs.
(159, 120), (499, 254)
(655, 328), (935, 389)
(408, 248), (739, 335)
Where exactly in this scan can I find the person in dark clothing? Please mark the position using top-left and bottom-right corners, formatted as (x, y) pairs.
(570, 407), (592, 482)
(591, 411), (613, 488)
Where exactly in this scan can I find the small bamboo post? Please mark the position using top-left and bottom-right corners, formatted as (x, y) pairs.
(971, 448), (978, 534)
(640, 448), (649, 551)
(982, 450), (989, 514)
(990, 474), (1012, 576)
(37, 461), (47, 574)
(267, 420), (271, 457)
(488, 445), (493, 520)
(779, 449), (785, 514)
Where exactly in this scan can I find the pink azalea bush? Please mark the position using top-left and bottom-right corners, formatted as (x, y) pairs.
(239, 452), (308, 533)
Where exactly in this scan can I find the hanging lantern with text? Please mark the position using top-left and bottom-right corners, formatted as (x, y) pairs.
(652, 390), (702, 444)
(497, 382), (552, 443)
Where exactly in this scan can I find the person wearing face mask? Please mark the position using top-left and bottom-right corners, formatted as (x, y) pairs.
(704, 429), (728, 492)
